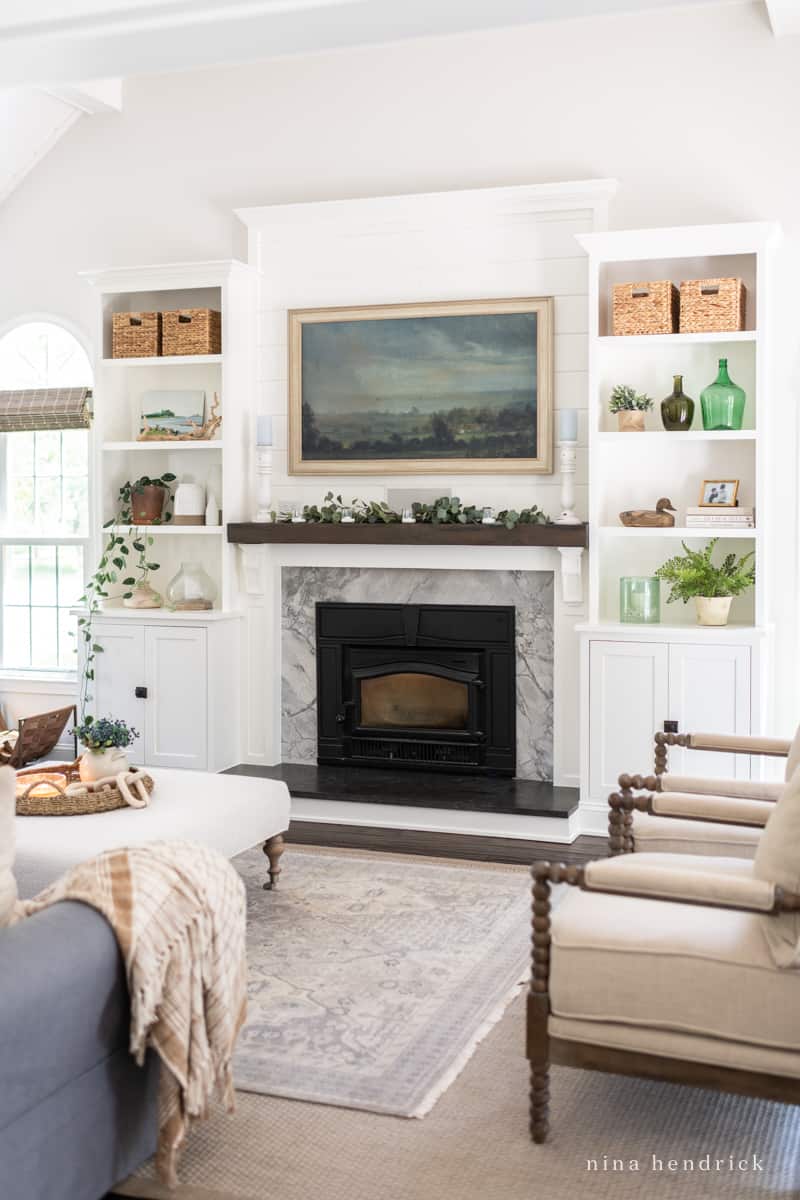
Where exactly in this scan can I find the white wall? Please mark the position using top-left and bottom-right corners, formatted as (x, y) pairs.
(0, 0), (797, 744)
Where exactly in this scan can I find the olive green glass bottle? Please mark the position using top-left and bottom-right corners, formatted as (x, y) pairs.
(660, 374), (695, 431)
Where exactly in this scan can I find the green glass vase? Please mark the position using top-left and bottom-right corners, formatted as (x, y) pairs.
(660, 374), (695, 431)
(700, 359), (746, 431)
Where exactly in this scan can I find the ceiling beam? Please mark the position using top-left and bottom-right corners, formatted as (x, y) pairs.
(0, 0), (735, 89)
(764, 0), (800, 37)
(42, 78), (123, 113)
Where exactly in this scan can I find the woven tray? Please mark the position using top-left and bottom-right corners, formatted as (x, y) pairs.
(16, 760), (154, 816)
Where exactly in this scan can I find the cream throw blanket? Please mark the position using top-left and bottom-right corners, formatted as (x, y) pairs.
(16, 840), (248, 1187)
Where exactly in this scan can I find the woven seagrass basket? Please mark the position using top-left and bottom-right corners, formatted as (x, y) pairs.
(612, 280), (679, 336)
(112, 311), (162, 358)
(679, 277), (746, 333)
(16, 760), (154, 817)
(162, 308), (221, 356)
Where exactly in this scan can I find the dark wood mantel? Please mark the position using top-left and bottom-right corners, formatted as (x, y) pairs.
(227, 522), (588, 547)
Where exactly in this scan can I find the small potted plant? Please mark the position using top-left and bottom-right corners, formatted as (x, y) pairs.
(121, 474), (176, 525)
(609, 384), (654, 432)
(73, 715), (140, 782)
(654, 539), (755, 626)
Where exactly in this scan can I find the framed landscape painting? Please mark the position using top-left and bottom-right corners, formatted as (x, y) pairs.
(287, 296), (553, 474)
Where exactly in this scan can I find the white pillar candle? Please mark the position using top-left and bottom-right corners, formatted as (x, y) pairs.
(256, 415), (273, 446)
(558, 409), (578, 443)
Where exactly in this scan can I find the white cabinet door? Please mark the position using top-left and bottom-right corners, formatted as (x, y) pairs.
(667, 643), (751, 780)
(589, 641), (668, 801)
(144, 626), (208, 770)
(92, 622), (148, 764)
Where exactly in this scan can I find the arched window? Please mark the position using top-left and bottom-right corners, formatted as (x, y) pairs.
(0, 320), (92, 671)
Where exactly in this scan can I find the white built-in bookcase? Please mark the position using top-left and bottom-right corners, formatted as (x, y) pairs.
(576, 222), (780, 824)
(578, 222), (778, 631)
(80, 260), (256, 612)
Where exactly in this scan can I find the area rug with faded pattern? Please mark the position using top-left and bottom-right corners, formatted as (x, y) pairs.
(231, 846), (531, 1117)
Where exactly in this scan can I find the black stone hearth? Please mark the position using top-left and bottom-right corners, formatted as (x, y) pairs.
(316, 601), (516, 776)
(225, 763), (578, 820)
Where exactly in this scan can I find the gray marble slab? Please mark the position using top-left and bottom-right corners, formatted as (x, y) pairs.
(281, 567), (554, 780)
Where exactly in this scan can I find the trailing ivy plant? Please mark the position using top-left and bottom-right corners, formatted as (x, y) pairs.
(274, 492), (549, 532)
(654, 539), (755, 604)
(76, 473), (176, 718)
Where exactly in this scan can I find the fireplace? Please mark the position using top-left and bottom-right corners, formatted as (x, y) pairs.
(316, 601), (516, 775)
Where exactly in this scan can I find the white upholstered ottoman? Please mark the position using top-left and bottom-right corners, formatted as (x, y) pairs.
(14, 768), (291, 899)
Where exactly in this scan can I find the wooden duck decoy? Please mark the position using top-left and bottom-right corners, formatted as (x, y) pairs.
(619, 497), (676, 528)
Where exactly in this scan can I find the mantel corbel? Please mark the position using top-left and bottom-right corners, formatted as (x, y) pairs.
(557, 547), (584, 604)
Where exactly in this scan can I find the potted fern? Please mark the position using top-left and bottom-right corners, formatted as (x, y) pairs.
(654, 539), (755, 626)
(609, 384), (654, 432)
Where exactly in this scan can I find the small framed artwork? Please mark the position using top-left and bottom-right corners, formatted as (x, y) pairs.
(287, 296), (553, 475)
(699, 479), (739, 507)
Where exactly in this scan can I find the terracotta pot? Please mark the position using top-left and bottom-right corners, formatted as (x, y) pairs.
(131, 484), (166, 524)
(79, 747), (130, 782)
(123, 582), (162, 609)
(618, 410), (645, 432)
(695, 596), (732, 626)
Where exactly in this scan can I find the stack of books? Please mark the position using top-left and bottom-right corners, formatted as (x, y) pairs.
(685, 506), (755, 529)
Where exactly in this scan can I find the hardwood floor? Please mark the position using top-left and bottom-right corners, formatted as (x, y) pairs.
(286, 819), (607, 866)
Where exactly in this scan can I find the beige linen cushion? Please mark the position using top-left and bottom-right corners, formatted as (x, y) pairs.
(0, 765), (17, 926)
(786, 724), (800, 782)
(753, 765), (800, 965)
(632, 811), (761, 858)
(551, 853), (800, 1051)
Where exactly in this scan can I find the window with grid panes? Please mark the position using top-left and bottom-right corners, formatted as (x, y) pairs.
(0, 322), (91, 671)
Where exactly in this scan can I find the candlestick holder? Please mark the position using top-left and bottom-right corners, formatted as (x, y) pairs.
(253, 445), (273, 522)
(554, 440), (582, 526)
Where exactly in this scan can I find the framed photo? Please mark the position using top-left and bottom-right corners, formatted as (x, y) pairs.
(699, 479), (739, 507)
(287, 297), (553, 475)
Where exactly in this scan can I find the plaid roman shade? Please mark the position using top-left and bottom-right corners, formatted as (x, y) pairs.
(0, 387), (92, 432)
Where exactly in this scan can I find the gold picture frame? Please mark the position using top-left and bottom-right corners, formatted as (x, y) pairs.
(288, 296), (553, 475)
(699, 479), (740, 507)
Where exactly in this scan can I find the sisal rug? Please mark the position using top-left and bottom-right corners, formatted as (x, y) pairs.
(230, 846), (531, 1116)
(119, 989), (800, 1200)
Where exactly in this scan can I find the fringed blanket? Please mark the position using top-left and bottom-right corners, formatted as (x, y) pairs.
(16, 840), (248, 1187)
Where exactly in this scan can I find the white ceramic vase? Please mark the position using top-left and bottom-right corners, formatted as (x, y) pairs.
(695, 596), (732, 626)
(79, 747), (130, 782)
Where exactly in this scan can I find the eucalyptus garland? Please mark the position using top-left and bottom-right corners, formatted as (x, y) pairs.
(276, 493), (549, 531)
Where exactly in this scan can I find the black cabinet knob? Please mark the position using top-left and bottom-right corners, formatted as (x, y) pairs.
(135, 686), (148, 699)
(663, 720), (678, 733)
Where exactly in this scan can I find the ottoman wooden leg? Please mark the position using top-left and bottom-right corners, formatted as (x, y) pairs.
(263, 834), (285, 891)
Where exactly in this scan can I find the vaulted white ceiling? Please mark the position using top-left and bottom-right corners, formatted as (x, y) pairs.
(0, 1), (792, 208)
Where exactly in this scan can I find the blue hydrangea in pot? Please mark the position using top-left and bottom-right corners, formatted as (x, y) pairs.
(73, 715), (140, 782)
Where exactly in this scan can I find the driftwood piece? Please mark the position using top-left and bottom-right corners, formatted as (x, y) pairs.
(619, 497), (676, 527)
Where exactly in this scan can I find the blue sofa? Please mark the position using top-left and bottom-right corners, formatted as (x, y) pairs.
(0, 899), (160, 1200)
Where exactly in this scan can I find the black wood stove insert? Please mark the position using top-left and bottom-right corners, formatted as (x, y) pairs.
(316, 601), (516, 776)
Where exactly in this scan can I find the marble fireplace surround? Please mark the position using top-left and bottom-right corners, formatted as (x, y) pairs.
(281, 566), (554, 781)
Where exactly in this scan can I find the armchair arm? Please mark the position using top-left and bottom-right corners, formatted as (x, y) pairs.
(654, 730), (791, 776)
(583, 856), (777, 912)
(650, 791), (774, 827)
(658, 774), (783, 802)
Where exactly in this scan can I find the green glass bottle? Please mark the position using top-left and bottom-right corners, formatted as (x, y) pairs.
(700, 359), (746, 431)
(660, 374), (695, 431)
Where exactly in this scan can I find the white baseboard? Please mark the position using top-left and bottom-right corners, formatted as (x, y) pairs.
(576, 801), (610, 837)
